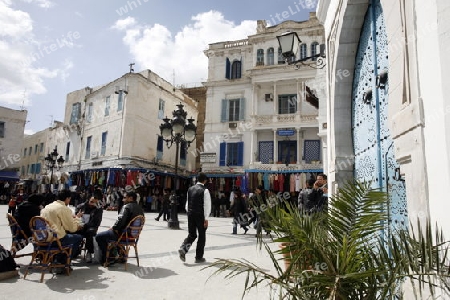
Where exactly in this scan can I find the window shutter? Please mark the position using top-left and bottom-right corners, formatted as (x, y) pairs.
(237, 142), (244, 166)
(225, 58), (231, 79)
(239, 98), (245, 120)
(221, 99), (228, 122)
(219, 142), (226, 166)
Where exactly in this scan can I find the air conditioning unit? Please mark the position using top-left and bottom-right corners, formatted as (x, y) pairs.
(91, 151), (99, 159)
(229, 122), (237, 129)
(265, 93), (273, 102)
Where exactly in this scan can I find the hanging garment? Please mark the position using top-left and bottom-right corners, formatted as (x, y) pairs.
(278, 174), (285, 192)
(295, 173), (301, 192)
(263, 173), (270, 191)
(257, 172), (263, 186)
(290, 173), (296, 193)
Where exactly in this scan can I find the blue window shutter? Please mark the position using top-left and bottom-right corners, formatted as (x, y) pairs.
(239, 98), (245, 120)
(237, 142), (244, 166)
(221, 99), (228, 122)
(219, 142), (226, 166)
(225, 58), (231, 79)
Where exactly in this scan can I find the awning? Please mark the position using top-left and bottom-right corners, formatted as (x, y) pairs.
(0, 171), (20, 181)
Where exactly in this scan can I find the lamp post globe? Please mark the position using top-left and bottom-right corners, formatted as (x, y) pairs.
(159, 103), (197, 229)
(45, 146), (64, 186)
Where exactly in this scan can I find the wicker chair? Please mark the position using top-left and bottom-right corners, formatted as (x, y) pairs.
(104, 215), (145, 270)
(23, 216), (73, 282)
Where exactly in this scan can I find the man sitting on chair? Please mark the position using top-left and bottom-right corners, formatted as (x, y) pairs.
(14, 194), (44, 240)
(75, 189), (103, 263)
(40, 190), (83, 261)
(95, 191), (144, 266)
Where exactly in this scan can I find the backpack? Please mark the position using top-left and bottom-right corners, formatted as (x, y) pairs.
(0, 244), (17, 273)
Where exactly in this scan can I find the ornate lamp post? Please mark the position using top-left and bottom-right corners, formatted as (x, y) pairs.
(44, 146), (65, 185)
(277, 31), (326, 69)
(159, 103), (197, 229)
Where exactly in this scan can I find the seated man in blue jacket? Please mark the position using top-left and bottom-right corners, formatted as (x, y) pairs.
(95, 191), (144, 266)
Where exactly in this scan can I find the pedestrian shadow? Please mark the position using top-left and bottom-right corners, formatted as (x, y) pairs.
(123, 264), (178, 280)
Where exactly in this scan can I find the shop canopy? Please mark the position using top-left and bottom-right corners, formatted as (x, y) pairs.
(0, 171), (20, 181)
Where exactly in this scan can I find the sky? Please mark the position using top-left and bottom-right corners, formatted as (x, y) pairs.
(0, 0), (317, 135)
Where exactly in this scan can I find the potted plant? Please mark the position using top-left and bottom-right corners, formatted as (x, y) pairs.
(207, 181), (450, 299)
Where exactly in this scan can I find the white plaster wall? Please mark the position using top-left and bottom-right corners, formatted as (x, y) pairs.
(21, 129), (48, 178)
(0, 107), (27, 171)
(417, 0), (450, 236)
(63, 71), (198, 173)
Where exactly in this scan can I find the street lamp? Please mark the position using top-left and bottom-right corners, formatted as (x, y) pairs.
(44, 146), (65, 185)
(277, 31), (326, 69)
(159, 103), (197, 229)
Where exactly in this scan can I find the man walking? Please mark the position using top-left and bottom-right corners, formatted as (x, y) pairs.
(178, 172), (211, 263)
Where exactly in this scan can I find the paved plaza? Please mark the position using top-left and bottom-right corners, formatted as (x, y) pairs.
(0, 205), (281, 300)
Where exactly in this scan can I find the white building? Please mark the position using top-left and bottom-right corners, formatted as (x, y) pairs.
(202, 13), (326, 194)
(0, 106), (27, 185)
(318, 0), (450, 236)
(21, 70), (199, 192)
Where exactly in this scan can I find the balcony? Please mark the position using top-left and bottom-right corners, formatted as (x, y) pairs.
(248, 161), (323, 172)
(250, 114), (318, 127)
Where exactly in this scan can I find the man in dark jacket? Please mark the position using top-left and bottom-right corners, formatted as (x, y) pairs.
(178, 172), (211, 263)
(14, 194), (43, 240)
(75, 189), (103, 263)
(306, 174), (328, 213)
(95, 191), (144, 266)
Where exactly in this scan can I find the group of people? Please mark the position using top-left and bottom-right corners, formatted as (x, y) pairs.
(11, 187), (144, 271)
(7, 172), (329, 271)
(298, 173), (328, 214)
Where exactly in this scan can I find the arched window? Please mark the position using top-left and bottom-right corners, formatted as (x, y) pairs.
(256, 49), (264, 66)
(311, 42), (319, 61)
(277, 47), (285, 64)
(231, 60), (241, 79)
(267, 47), (274, 65)
(300, 43), (307, 59)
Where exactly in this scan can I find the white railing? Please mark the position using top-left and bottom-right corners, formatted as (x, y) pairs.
(251, 114), (318, 125)
(224, 39), (248, 48)
(248, 162), (323, 171)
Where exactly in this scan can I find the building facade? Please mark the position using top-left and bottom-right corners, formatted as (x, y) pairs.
(202, 13), (326, 194)
(318, 0), (450, 236)
(0, 106), (27, 189)
(20, 70), (199, 193)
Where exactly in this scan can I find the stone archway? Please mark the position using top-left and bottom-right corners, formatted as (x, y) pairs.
(327, 0), (370, 187)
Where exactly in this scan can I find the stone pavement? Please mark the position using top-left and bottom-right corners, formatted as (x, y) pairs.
(0, 205), (281, 300)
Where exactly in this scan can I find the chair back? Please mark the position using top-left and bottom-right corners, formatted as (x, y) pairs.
(29, 216), (61, 248)
(7, 213), (28, 241)
(120, 215), (145, 244)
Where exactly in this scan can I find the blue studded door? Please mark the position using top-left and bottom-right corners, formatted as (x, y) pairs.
(351, 0), (408, 231)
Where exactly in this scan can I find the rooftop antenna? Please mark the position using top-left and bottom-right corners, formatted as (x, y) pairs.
(172, 69), (176, 91)
(129, 62), (135, 73)
(49, 115), (53, 127)
(20, 89), (27, 110)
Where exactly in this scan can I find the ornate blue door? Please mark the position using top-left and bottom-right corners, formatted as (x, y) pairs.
(351, 0), (408, 231)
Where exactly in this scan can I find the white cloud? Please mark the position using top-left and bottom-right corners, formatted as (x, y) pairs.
(0, 1), (58, 106)
(20, 0), (54, 9)
(111, 16), (136, 31)
(24, 129), (36, 135)
(58, 59), (74, 84)
(113, 10), (256, 85)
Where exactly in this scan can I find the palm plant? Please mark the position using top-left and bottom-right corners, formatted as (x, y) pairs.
(207, 181), (450, 299)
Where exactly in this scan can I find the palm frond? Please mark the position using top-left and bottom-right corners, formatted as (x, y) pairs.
(205, 180), (450, 300)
